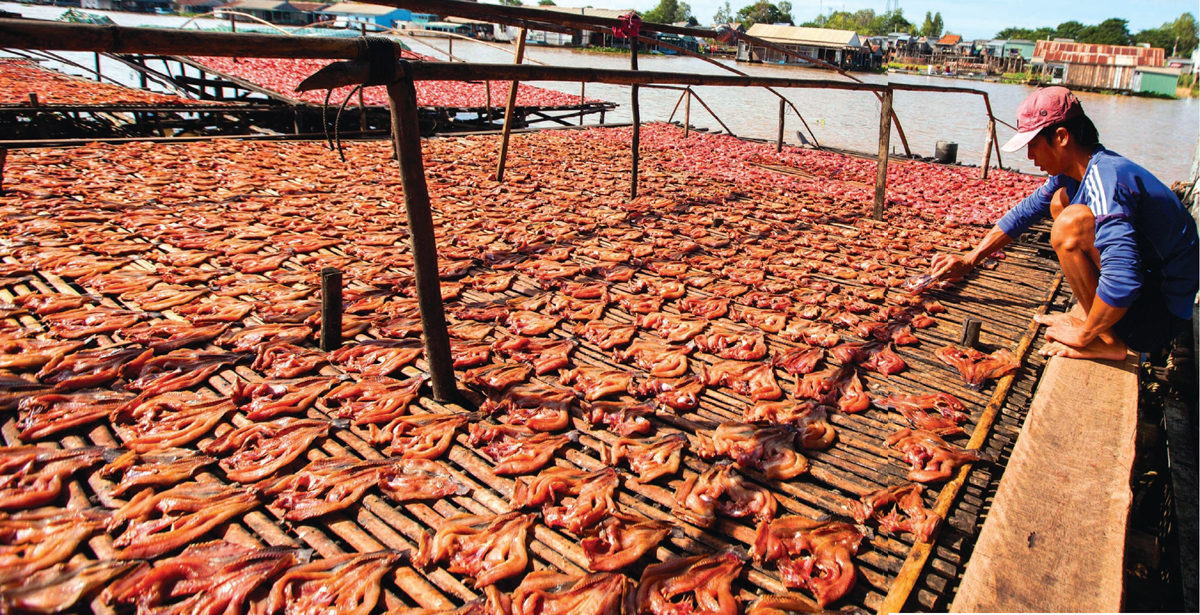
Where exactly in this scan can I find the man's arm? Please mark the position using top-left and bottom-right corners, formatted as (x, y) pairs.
(930, 226), (1012, 280)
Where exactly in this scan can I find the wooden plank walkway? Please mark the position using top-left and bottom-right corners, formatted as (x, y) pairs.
(951, 353), (1139, 613)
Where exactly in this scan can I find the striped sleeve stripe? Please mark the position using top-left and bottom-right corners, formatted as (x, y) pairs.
(1085, 168), (1112, 216)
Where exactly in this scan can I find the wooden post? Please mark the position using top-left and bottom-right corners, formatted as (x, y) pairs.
(388, 71), (457, 402)
(980, 119), (995, 179)
(359, 86), (367, 132)
(579, 82), (585, 126)
(873, 88), (893, 221)
(0, 147), (6, 194)
(320, 267), (343, 351)
(229, 12), (236, 33)
(93, 52), (100, 79)
(630, 40), (639, 200)
(448, 37), (452, 59)
(494, 28), (526, 181)
(683, 88), (690, 138)
(776, 97), (785, 152)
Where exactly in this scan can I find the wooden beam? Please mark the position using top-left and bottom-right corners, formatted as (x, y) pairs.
(873, 88), (893, 221)
(494, 28), (526, 182)
(683, 88), (690, 138)
(630, 40), (639, 200)
(387, 74), (457, 403)
(776, 98), (785, 153)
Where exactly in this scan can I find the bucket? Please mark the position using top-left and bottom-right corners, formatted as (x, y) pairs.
(934, 140), (958, 164)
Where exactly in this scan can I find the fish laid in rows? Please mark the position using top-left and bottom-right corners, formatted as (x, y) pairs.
(604, 433), (687, 484)
(330, 339), (423, 377)
(216, 323), (312, 353)
(100, 448), (215, 497)
(415, 512), (537, 588)
(580, 512), (672, 572)
(673, 461), (777, 527)
(43, 306), (149, 339)
(830, 341), (906, 376)
(114, 320), (228, 353)
(10, 292), (94, 316)
(743, 401), (836, 450)
(934, 345), (1020, 390)
(698, 360), (782, 402)
(0, 445), (112, 510)
(261, 457), (467, 521)
(559, 366), (634, 402)
(510, 571), (633, 615)
(612, 341), (691, 379)
(752, 516), (864, 608)
(635, 312), (708, 343)
(694, 324), (768, 361)
(15, 389), (133, 442)
(482, 382), (575, 432)
(0, 508), (107, 584)
(258, 551), (402, 615)
(794, 366), (869, 414)
(636, 550), (745, 615)
(107, 481), (259, 559)
(253, 342), (327, 378)
(697, 422), (809, 480)
(324, 374), (426, 426)
(885, 428), (990, 483)
(633, 376), (705, 412)
(111, 392), (235, 453)
(463, 362), (531, 394)
(231, 375), (337, 421)
(35, 344), (153, 390)
(492, 336), (575, 376)
(376, 412), (471, 459)
(571, 321), (636, 350)
(469, 424), (576, 475)
(848, 483), (940, 542)
(201, 417), (331, 483)
(512, 466), (619, 533)
(174, 297), (253, 323)
(102, 540), (302, 615)
(1, 559), (137, 615)
(124, 349), (247, 402)
(581, 400), (653, 437)
(875, 392), (969, 436)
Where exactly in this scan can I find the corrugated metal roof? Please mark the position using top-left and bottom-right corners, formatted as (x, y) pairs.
(539, 6), (636, 21)
(936, 34), (960, 45)
(1033, 40), (1164, 67)
(744, 23), (860, 48)
(320, 2), (402, 15)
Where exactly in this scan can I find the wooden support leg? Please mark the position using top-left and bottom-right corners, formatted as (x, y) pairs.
(494, 28), (527, 182)
(683, 89), (690, 138)
(320, 267), (343, 351)
(873, 88), (893, 221)
(387, 73), (457, 403)
(776, 98), (785, 153)
(579, 82), (585, 126)
(0, 147), (6, 194)
(980, 119), (995, 180)
(630, 43), (640, 200)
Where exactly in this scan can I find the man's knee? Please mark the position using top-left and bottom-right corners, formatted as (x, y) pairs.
(1049, 187), (1071, 220)
(1050, 204), (1096, 253)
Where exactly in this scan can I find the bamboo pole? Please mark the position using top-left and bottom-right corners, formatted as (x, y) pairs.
(687, 88), (734, 137)
(494, 28), (527, 182)
(630, 39), (639, 200)
(876, 273), (1064, 615)
(684, 89), (690, 138)
(873, 88), (893, 221)
(980, 119), (995, 180)
(981, 94), (1005, 170)
(386, 69), (457, 403)
(776, 98), (785, 153)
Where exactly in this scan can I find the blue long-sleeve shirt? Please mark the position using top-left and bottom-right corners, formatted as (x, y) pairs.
(997, 145), (1198, 320)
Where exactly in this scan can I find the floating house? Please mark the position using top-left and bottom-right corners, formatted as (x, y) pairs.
(1032, 40), (1166, 92)
(318, 2), (413, 29)
(737, 23), (864, 69)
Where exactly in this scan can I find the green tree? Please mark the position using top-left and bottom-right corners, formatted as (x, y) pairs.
(643, 0), (694, 24)
(777, 0), (792, 24)
(919, 11), (943, 37)
(1170, 12), (1198, 55)
(995, 26), (1055, 40)
(498, 0), (522, 6)
(713, 0), (733, 24)
(1080, 18), (1131, 45)
(538, 0), (555, 5)
(1053, 20), (1086, 40)
(736, 1), (793, 27)
(871, 9), (912, 35)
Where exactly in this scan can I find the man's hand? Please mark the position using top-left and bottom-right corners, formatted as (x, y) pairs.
(929, 253), (974, 281)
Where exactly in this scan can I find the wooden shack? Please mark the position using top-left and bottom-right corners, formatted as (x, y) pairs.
(1033, 40), (1166, 92)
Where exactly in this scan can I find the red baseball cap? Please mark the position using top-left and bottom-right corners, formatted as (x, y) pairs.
(1000, 86), (1084, 152)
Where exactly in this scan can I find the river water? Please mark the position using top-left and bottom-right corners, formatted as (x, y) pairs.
(4, 2), (1198, 181)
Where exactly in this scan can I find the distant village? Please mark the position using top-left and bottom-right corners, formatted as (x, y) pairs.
(34, 0), (1200, 98)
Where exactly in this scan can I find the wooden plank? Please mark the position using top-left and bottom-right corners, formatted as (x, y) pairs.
(951, 353), (1139, 613)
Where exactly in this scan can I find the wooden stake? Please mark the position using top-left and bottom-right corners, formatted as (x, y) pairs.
(776, 98), (785, 153)
(873, 88), (893, 221)
(687, 88), (733, 137)
(320, 267), (343, 351)
(630, 40), (639, 200)
(94, 52), (100, 79)
(579, 82), (585, 126)
(0, 147), (6, 194)
(387, 72), (457, 402)
(683, 88), (690, 138)
(494, 28), (526, 182)
(980, 119), (995, 180)
(485, 80), (492, 125)
(666, 88), (687, 124)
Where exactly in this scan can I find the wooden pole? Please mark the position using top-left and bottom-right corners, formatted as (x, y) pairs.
(776, 98), (785, 152)
(686, 88), (733, 137)
(683, 88), (690, 138)
(485, 80), (492, 125)
(630, 39), (639, 200)
(666, 88), (687, 124)
(0, 147), (6, 194)
(387, 73), (457, 403)
(579, 82), (585, 126)
(320, 267), (343, 351)
(873, 88), (893, 221)
(980, 119), (995, 179)
(94, 52), (101, 79)
(494, 28), (526, 182)
(229, 12), (236, 33)
(359, 86), (367, 132)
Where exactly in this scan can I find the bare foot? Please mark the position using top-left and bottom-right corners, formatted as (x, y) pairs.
(1038, 339), (1128, 361)
(1034, 304), (1086, 327)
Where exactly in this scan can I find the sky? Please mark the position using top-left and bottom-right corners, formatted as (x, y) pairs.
(501, 0), (1198, 41)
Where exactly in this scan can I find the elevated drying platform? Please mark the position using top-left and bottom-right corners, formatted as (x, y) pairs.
(953, 353), (1139, 612)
